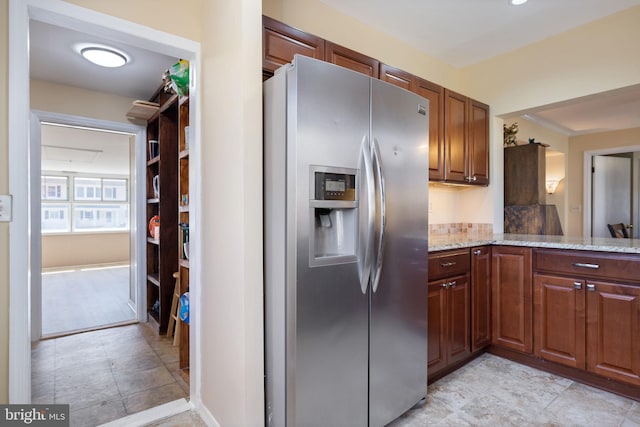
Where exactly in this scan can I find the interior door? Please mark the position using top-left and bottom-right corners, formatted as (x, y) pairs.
(592, 155), (631, 238)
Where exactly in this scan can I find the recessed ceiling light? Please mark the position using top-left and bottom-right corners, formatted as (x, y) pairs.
(80, 47), (127, 68)
(510, 0), (528, 5)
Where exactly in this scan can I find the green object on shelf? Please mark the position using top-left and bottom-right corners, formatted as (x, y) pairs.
(169, 60), (189, 96)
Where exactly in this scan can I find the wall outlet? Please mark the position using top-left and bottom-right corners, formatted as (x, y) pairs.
(0, 195), (13, 222)
(570, 204), (582, 214)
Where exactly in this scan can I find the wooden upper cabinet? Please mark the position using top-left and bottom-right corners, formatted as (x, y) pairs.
(443, 89), (469, 183)
(262, 16), (325, 77)
(379, 63), (412, 91)
(325, 42), (379, 78)
(443, 90), (489, 185)
(468, 99), (490, 185)
(414, 78), (444, 181)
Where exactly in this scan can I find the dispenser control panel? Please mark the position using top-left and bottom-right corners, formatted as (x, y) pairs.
(314, 171), (356, 201)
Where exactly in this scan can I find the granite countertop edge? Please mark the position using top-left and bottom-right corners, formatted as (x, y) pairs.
(428, 233), (640, 254)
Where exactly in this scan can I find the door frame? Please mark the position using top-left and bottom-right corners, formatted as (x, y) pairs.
(31, 111), (146, 340)
(583, 145), (640, 238)
(8, 0), (202, 412)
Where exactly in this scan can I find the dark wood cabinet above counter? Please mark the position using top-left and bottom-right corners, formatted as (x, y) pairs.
(262, 15), (489, 186)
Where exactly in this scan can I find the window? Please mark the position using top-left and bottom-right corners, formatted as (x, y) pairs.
(41, 176), (68, 201)
(41, 174), (129, 233)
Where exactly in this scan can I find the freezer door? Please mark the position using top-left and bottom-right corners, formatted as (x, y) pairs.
(290, 56), (370, 427)
(369, 79), (429, 427)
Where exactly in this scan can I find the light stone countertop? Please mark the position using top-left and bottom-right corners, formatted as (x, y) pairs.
(428, 233), (640, 254)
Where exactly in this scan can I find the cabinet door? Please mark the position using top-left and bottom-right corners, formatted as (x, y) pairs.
(533, 274), (586, 369)
(443, 89), (468, 183)
(586, 281), (640, 386)
(379, 63), (412, 91)
(427, 279), (448, 376)
(414, 77), (445, 181)
(491, 246), (533, 353)
(262, 16), (325, 77)
(468, 99), (489, 185)
(325, 42), (379, 78)
(471, 246), (491, 351)
(447, 273), (471, 365)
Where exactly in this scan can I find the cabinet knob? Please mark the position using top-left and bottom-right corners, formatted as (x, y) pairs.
(441, 282), (449, 288)
(449, 281), (457, 288)
(473, 249), (481, 256)
(586, 283), (596, 292)
(573, 282), (582, 290)
(440, 261), (457, 268)
(465, 176), (477, 182)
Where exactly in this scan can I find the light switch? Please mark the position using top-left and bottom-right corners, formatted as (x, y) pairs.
(0, 195), (13, 222)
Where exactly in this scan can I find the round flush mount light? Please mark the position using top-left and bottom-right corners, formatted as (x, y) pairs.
(510, 0), (528, 5)
(80, 46), (128, 68)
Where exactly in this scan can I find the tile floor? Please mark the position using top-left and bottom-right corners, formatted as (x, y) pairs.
(33, 327), (640, 427)
(154, 353), (640, 427)
(31, 323), (189, 427)
(389, 353), (640, 426)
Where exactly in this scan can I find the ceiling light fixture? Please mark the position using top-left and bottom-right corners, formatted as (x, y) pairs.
(80, 47), (127, 68)
(510, 0), (528, 5)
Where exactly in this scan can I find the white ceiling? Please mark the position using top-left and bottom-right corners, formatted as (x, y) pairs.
(30, 20), (179, 100)
(29, 0), (640, 157)
(319, 0), (640, 68)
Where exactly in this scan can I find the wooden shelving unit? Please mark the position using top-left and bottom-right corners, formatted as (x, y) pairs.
(146, 85), (179, 335)
(177, 95), (190, 378)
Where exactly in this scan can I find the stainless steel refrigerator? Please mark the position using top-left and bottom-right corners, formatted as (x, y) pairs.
(264, 55), (429, 427)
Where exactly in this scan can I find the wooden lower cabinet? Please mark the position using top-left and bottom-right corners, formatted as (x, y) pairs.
(586, 281), (640, 386)
(428, 273), (470, 377)
(533, 274), (586, 369)
(534, 274), (640, 386)
(471, 246), (491, 351)
(491, 246), (532, 353)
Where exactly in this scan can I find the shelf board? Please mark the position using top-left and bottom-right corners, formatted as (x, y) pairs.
(179, 95), (189, 106)
(179, 205), (189, 213)
(159, 93), (179, 113)
(179, 259), (190, 269)
(147, 273), (160, 287)
(179, 149), (189, 159)
(147, 156), (160, 166)
(147, 198), (160, 204)
(147, 237), (160, 245)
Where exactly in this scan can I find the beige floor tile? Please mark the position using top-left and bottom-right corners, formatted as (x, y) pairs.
(144, 410), (208, 427)
(69, 398), (127, 427)
(113, 365), (176, 397)
(123, 383), (188, 415)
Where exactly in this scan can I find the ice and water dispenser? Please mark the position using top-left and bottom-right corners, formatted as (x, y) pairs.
(309, 166), (358, 266)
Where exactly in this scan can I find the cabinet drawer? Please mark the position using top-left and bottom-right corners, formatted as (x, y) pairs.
(534, 249), (640, 283)
(428, 249), (470, 281)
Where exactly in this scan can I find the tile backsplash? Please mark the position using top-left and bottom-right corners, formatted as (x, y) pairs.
(429, 223), (493, 237)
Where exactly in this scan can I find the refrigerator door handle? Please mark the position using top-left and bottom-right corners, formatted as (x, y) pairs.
(358, 135), (375, 294)
(371, 138), (386, 294)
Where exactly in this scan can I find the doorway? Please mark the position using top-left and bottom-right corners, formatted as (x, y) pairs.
(9, 0), (201, 420)
(583, 146), (640, 238)
(39, 123), (137, 337)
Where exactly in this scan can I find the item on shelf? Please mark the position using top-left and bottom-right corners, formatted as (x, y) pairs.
(183, 242), (189, 260)
(166, 59), (189, 96)
(184, 126), (190, 150)
(149, 215), (160, 238)
(153, 175), (160, 198)
(181, 193), (188, 206)
(180, 223), (190, 258)
(179, 292), (190, 324)
(127, 100), (159, 120)
(149, 139), (159, 159)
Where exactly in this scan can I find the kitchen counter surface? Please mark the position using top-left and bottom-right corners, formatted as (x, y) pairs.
(428, 233), (640, 254)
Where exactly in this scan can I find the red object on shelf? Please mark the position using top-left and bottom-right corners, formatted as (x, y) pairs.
(149, 215), (160, 238)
